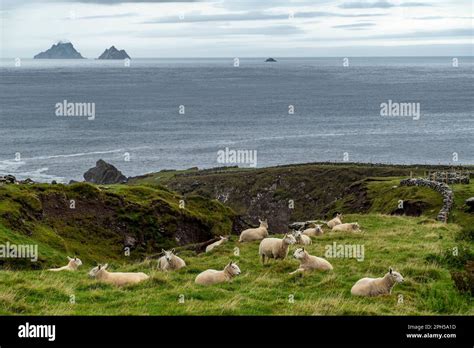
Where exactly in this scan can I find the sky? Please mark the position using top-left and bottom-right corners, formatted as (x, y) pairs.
(0, 0), (472, 57)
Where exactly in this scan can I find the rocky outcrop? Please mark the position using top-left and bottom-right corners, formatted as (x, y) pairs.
(0, 175), (18, 185)
(83, 159), (127, 184)
(400, 178), (454, 222)
(466, 197), (474, 213)
(98, 46), (130, 60)
(34, 42), (84, 59)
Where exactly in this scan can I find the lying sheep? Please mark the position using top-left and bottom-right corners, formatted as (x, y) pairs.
(195, 261), (241, 285)
(327, 213), (343, 229)
(48, 256), (82, 272)
(239, 219), (269, 242)
(259, 233), (296, 264)
(332, 222), (360, 232)
(302, 224), (323, 237)
(293, 231), (312, 245)
(205, 236), (229, 253)
(89, 264), (149, 286)
(158, 249), (186, 271)
(351, 268), (404, 297)
(290, 248), (333, 274)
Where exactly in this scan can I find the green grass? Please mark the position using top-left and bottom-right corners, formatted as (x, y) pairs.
(0, 214), (471, 315)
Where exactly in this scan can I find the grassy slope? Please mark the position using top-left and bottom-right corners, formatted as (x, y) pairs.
(0, 214), (471, 315)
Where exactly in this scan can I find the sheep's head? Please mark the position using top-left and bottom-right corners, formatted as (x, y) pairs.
(258, 219), (269, 229)
(89, 263), (108, 278)
(315, 225), (323, 233)
(283, 234), (296, 245)
(388, 267), (404, 283)
(67, 256), (82, 267)
(162, 249), (176, 262)
(337, 213), (343, 220)
(292, 230), (302, 239)
(225, 262), (241, 276)
(352, 223), (360, 230)
(220, 236), (229, 241)
(293, 248), (307, 259)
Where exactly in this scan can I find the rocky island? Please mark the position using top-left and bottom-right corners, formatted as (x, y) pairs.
(34, 42), (84, 59)
(265, 58), (277, 62)
(98, 46), (131, 60)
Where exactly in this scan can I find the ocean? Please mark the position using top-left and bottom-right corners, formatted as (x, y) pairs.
(0, 57), (473, 183)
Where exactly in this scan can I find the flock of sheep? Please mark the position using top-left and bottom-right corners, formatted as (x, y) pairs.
(47, 213), (404, 297)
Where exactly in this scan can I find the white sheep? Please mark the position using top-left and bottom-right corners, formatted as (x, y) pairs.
(259, 233), (296, 264)
(195, 261), (241, 285)
(326, 213), (343, 228)
(293, 231), (312, 245)
(88, 264), (149, 286)
(158, 249), (186, 271)
(48, 256), (82, 272)
(205, 236), (229, 253)
(302, 224), (323, 237)
(239, 219), (269, 242)
(351, 268), (404, 297)
(289, 248), (333, 274)
(332, 222), (360, 232)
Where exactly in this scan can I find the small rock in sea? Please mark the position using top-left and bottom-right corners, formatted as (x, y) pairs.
(84, 159), (127, 184)
(265, 58), (277, 62)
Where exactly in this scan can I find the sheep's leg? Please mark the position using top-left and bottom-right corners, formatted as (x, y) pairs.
(289, 268), (305, 275)
(260, 254), (266, 265)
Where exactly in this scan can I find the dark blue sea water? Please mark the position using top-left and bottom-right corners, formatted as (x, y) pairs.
(0, 57), (473, 183)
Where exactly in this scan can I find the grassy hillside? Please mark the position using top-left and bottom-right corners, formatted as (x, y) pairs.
(0, 214), (471, 315)
(0, 183), (235, 269)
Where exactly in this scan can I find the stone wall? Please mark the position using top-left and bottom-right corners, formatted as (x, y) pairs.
(400, 178), (454, 222)
(426, 171), (470, 184)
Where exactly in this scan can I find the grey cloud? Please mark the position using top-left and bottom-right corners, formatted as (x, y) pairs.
(339, 1), (431, 9)
(333, 22), (376, 29)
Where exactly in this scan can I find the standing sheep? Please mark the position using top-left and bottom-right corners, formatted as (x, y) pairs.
(239, 219), (269, 242)
(289, 248), (333, 274)
(48, 256), (82, 272)
(88, 264), (149, 286)
(259, 234), (296, 264)
(205, 236), (229, 253)
(327, 213), (343, 229)
(351, 268), (404, 297)
(158, 249), (186, 271)
(302, 224), (323, 237)
(195, 262), (241, 285)
(332, 222), (360, 232)
(293, 231), (312, 245)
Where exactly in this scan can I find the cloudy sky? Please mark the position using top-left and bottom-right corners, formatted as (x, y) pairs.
(0, 0), (472, 58)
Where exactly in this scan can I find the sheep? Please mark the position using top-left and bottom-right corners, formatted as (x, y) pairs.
(239, 219), (269, 242)
(195, 262), (241, 285)
(332, 222), (360, 232)
(48, 256), (82, 272)
(351, 267), (404, 297)
(326, 213), (343, 228)
(158, 249), (186, 271)
(293, 230), (312, 245)
(302, 224), (323, 237)
(289, 248), (333, 274)
(205, 235), (229, 253)
(88, 264), (149, 286)
(259, 233), (296, 264)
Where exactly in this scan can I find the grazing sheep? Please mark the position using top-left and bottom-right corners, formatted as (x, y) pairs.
(259, 234), (296, 264)
(205, 236), (229, 253)
(48, 256), (82, 272)
(351, 268), (404, 297)
(302, 224), (323, 237)
(195, 262), (241, 285)
(89, 264), (149, 286)
(290, 248), (333, 274)
(158, 249), (186, 271)
(293, 231), (312, 245)
(239, 219), (269, 242)
(332, 222), (360, 232)
(327, 213), (343, 228)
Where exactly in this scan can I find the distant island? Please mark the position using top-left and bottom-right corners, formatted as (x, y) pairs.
(265, 58), (277, 62)
(98, 46), (131, 60)
(34, 42), (84, 59)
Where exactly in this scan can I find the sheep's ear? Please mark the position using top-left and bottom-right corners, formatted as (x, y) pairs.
(98, 264), (101, 270)
(103, 263), (108, 270)
(302, 247), (305, 251)
(67, 256), (73, 261)
(389, 267), (393, 274)
(258, 218), (262, 223)
(171, 248), (175, 254)
(161, 249), (166, 253)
